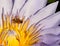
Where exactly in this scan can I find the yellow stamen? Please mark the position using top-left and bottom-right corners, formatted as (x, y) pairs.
(0, 15), (41, 46)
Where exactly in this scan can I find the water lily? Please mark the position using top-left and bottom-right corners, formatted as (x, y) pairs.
(0, 0), (60, 46)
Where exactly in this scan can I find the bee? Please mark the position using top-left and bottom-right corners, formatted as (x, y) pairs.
(12, 16), (24, 24)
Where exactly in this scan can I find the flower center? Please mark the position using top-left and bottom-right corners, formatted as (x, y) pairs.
(0, 14), (41, 46)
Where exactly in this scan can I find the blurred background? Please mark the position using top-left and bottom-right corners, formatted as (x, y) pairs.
(48, 0), (60, 12)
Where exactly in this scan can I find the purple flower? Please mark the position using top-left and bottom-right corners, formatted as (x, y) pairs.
(0, 0), (60, 46)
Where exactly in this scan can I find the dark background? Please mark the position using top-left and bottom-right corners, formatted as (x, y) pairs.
(56, 0), (60, 12)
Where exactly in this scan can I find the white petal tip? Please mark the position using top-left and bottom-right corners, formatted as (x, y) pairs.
(56, 1), (59, 3)
(54, 1), (59, 5)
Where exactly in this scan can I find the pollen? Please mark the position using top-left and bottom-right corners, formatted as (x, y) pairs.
(0, 14), (41, 46)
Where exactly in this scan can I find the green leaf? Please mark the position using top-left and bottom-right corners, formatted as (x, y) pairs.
(48, 0), (56, 3)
